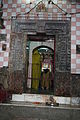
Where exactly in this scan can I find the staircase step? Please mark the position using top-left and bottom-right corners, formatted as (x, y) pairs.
(11, 94), (80, 105)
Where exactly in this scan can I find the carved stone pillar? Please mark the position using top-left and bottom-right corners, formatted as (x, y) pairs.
(9, 33), (27, 93)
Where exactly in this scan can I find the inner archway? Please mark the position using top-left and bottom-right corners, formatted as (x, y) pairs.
(26, 41), (55, 94)
(32, 46), (54, 93)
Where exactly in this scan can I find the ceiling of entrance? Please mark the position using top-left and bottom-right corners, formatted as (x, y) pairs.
(27, 33), (55, 42)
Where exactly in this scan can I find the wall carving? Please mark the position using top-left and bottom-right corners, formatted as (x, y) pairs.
(11, 19), (71, 72)
(12, 20), (69, 35)
(10, 20), (71, 94)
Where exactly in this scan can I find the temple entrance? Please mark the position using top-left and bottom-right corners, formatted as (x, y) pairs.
(26, 34), (55, 94)
(9, 20), (71, 95)
(32, 46), (54, 92)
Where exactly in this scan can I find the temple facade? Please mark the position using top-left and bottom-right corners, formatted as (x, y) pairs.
(0, 0), (80, 97)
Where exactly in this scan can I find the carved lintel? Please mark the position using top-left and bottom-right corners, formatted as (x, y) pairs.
(12, 20), (69, 35)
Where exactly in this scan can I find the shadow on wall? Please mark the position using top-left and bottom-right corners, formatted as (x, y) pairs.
(55, 72), (80, 97)
(0, 67), (8, 89)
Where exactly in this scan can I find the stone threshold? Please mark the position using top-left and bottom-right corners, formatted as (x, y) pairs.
(11, 93), (80, 106)
(0, 102), (80, 110)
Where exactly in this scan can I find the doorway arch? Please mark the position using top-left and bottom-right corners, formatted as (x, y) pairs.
(27, 40), (55, 93)
(27, 40), (54, 88)
(27, 41), (54, 89)
(32, 46), (54, 91)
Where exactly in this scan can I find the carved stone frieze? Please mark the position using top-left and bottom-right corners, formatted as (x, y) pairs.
(11, 20), (69, 35)
(11, 19), (71, 72)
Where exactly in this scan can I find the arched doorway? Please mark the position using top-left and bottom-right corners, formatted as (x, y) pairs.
(31, 46), (54, 93)
(26, 33), (55, 94)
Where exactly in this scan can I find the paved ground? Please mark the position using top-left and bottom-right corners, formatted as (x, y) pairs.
(0, 102), (80, 120)
(13, 118), (48, 120)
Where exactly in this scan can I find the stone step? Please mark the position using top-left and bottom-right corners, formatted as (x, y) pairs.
(12, 93), (80, 105)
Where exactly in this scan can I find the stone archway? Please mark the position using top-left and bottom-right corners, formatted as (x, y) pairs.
(27, 41), (54, 89)
(9, 19), (71, 95)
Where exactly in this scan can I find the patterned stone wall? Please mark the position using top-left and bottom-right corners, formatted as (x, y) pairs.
(0, 67), (8, 89)
(55, 20), (71, 72)
(54, 72), (80, 97)
(54, 72), (71, 96)
(8, 33), (27, 93)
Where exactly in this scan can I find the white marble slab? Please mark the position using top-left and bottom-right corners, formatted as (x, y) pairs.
(12, 94), (80, 105)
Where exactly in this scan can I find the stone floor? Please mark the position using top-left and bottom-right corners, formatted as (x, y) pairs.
(0, 102), (80, 120)
(8, 101), (80, 109)
(13, 118), (48, 120)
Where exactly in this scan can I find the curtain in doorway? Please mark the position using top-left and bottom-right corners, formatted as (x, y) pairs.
(32, 49), (41, 90)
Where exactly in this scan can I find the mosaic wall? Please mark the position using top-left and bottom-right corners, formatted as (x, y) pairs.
(0, 0), (80, 74)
